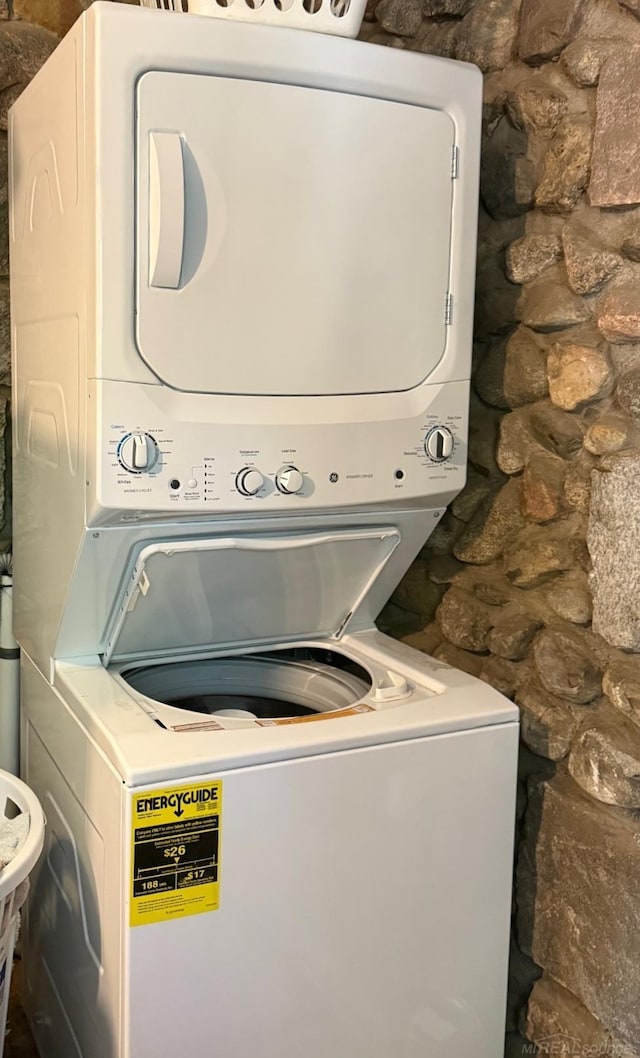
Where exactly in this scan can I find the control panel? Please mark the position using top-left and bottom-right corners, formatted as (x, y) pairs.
(93, 380), (469, 520)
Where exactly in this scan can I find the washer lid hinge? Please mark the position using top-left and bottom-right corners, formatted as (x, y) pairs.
(451, 145), (459, 179)
(445, 292), (453, 326)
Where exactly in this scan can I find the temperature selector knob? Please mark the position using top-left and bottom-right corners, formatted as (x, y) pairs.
(118, 432), (159, 473)
(236, 467), (264, 496)
(276, 465), (304, 495)
(425, 426), (454, 463)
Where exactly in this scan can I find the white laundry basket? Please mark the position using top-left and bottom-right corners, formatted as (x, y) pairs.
(140, 0), (367, 39)
(0, 773), (44, 1053)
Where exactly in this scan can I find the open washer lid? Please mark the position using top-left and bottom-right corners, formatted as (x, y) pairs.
(103, 528), (400, 665)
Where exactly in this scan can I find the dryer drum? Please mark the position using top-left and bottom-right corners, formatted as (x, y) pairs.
(122, 649), (372, 720)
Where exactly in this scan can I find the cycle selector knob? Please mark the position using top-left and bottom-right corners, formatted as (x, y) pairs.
(118, 432), (159, 473)
(275, 465), (304, 495)
(236, 467), (264, 496)
(425, 426), (454, 463)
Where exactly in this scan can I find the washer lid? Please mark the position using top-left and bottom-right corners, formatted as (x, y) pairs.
(103, 528), (400, 665)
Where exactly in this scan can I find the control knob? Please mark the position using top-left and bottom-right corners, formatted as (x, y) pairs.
(425, 426), (454, 463)
(275, 465), (304, 495)
(236, 467), (265, 496)
(118, 432), (159, 473)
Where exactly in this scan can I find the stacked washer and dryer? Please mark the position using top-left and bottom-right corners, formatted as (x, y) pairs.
(9, 4), (518, 1056)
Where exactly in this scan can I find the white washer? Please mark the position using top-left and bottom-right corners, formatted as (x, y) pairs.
(9, 6), (518, 1057)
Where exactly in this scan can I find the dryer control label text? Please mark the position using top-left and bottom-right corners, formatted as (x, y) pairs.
(130, 780), (222, 927)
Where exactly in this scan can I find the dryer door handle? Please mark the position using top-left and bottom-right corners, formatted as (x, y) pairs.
(148, 131), (185, 289)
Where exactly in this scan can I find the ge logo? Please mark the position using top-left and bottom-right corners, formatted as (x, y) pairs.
(329, 472), (339, 484)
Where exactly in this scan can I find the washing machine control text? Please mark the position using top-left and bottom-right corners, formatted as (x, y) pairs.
(424, 426), (454, 463)
(118, 432), (159, 473)
(236, 467), (265, 496)
(275, 466), (304, 494)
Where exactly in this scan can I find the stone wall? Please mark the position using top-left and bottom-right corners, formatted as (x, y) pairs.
(367, 0), (640, 1054)
(4, 0), (640, 1054)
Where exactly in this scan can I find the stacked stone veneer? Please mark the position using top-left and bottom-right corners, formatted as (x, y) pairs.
(4, 0), (640, 1053)
(364, 0), (640, 1054)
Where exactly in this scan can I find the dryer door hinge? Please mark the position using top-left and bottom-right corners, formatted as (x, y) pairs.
(445, 292), (453, 326)
(451, 145), (459, 179)
(336, 611), (353, 638)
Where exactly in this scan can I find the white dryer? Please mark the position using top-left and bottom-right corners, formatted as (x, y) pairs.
(9, 5), (518, 1058)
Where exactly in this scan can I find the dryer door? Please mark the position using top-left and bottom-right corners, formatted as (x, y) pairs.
(135, 72), (455, 396)
(103, 527), (400, 665)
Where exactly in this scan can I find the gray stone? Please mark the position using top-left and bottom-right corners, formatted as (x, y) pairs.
(426, 509), (465, 555)
(620, 217), (640, 262)
(562, 222), (621, 296)
(519, 277), (590, 332)
(453, 478), (527, 565)
(497, 409), (529, 475)
(391, 560), (444, 622)
(545, 572), (592, 625)
(597, 284), (640, 343)
(518, 0), (584, 64)
(505, 234), (563, 285)
(526, 974), (630, 1057)
(503, 327), (549, 407)
(402, 623), (443, 657)
(474, 339), (509, 409)
(436, 587), (496, 652)
(584, 412), (629, 455)
(517, 677), (581, 760)
(562, 38), (621, 87)
(591, 46), (640, 207)
(454, 0), (521, 72)
(529, 402), (584, 458)
(547, 337), (613, 411)
(465, 574), (512, 607)
(536, 122), (593, 215)
(569, 704), (640, 808)
(505, 525), (575, 588)
(521, 450), (566, 523)
(506, 83), (568, 138)
(617, 370), (640, 420)
(480, 115), (534, 220)
(603, 656), (640, 728)
(450, 474), (494, 523)
(507, 942), (541, 1035)
(467, 394), (503, 479)
(532, 625), (602, 703)
(0, 282), (7, 385)
(588, 453), (640, 649)
(0, 22), (58, 131)
(621, 0), (640, 18)
(530, 403), (584, 459)
(518, 773), (640, 1050)
(422, 0), (473, 13)
(432, 641), (484, 678)
(414, 19), (457, 55)
(488, 611), (542, 660)
(564, 454), (595, 514)
(375, 0), (422, 35)
(479, 655), (526, 698)
(474, 257), (521, 338)
(423, 551), (464, 585)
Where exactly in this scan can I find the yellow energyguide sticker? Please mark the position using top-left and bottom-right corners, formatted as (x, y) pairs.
(130, 779), (222, 927)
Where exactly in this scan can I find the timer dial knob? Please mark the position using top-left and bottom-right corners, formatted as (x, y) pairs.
(236, 467), (264, 496)
(275, 465), (304, 495)
(118, 432), (159, 473)
(425, 426), (454, 463)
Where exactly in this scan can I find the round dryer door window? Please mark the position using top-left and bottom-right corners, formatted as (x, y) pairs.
(123, 649), (371, 721)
